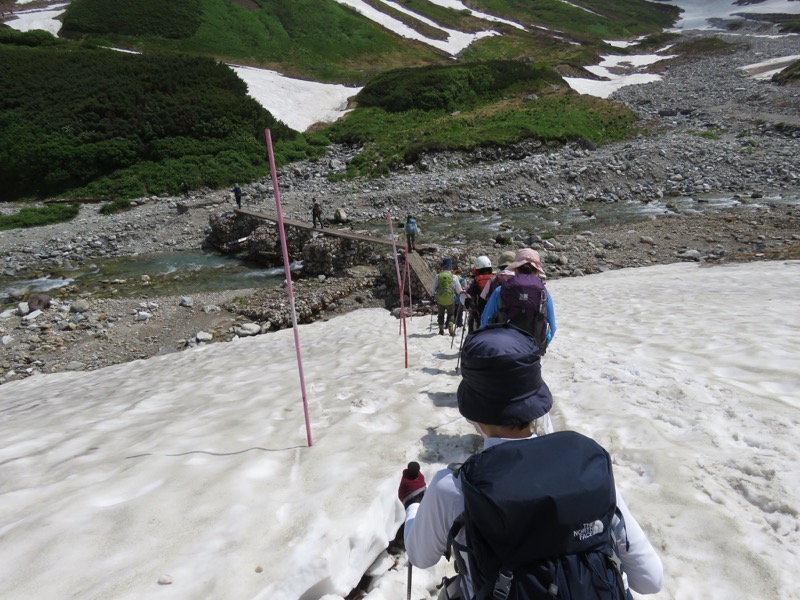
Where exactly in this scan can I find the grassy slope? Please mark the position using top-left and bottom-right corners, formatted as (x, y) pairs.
(61, 0), (447, 83)
(2, 0), (682, 201)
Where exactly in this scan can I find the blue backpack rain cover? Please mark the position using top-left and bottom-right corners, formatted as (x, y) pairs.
(449, 431), (632, 600)
(405, 218), (418, 234)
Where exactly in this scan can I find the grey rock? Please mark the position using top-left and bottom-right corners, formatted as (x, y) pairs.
(234, 323), (261, 337)
(70, 299), (90, 313)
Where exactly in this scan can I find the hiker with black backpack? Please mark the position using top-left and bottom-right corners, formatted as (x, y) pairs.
(432, 258), (463, 337)
(480, 248), (556, 354)
(400, 325), (664, 600)
(465, 256), (495, 333)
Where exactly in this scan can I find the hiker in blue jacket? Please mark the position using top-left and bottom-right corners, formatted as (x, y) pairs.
(404, 215), (420, 252)
(480, 248), (556, 344)
(400, 326), (663, 600)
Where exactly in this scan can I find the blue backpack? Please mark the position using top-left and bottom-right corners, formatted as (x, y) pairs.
(447, 431), (632, 600)
(405, 218), (418, 235)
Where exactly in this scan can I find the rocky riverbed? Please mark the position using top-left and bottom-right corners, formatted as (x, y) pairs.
(1, 25), (799, 386)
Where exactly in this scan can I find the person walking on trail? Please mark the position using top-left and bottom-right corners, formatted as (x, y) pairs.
(465, 255), (494, 333)
(231, 183), (243, 209)
(480, 248), (557, 353)
(480, 250), (516, 304)
(404, 215), (420, 252)
(399, 326), (663, 600)
(312, 199), (325, 228)
(432, 257), (462, 337)
(453, 268), (468, 329)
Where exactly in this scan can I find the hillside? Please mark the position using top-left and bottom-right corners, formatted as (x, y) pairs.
(0, 0), (682, 202)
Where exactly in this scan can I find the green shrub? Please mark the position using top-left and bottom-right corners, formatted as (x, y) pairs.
(356, 61), (562, 113)
(62, 0), (202, 39)
(0, 203), (80, 230)
(99, 198), (133, 215)
(0, 42), (297, 201)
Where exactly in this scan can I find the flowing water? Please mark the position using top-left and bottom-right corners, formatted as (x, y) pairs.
(1, 191), (796, 305)
(372, 192), (799, 246)
(0, 251), (300, 306)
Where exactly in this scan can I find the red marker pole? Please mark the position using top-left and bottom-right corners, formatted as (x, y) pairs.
(264, 129), (313, 446)
(387, 212), (409, 368)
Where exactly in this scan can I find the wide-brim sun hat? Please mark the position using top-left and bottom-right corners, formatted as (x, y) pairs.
(457, 325), (552, 425)
(506, 248), (545, 277)
(497, 250), (517, 269)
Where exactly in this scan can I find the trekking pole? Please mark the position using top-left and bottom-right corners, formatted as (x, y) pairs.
(455, 324), (467, 373)
(406, 563), (412, 600)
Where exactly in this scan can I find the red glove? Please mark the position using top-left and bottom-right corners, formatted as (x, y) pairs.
(398, 461), (426, 508)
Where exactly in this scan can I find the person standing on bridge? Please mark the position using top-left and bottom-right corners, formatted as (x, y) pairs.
(312, 199), (326, 228)
(404, 214), (420, 252)
(231, 183), (243, 209)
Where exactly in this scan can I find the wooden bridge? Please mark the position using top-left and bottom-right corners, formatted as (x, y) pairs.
(235, 208), (436, 295)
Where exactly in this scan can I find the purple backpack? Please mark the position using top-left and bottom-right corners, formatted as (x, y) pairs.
(497, 274), (548, 351)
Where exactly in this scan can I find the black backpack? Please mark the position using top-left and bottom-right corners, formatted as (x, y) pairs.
(494, 274), (548, 353)
(447, 431), (632, 600)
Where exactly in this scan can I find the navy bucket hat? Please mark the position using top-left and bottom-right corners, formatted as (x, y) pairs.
(457, 325), (552, 425)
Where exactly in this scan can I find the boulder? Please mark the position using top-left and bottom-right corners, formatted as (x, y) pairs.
(28, 293), (52, 311)
(234, 323), (261, 337)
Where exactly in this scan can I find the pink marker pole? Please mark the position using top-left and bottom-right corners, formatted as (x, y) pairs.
(264, 129), (313, 446)
(387, 212), (409, 368)
(402, 242), (412, 321)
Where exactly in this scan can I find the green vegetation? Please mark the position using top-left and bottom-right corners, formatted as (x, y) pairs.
(327, 71), (638, 178)
(2, 0), (684, 203)
(780, 21), (800, 34)
(99, 198), (134, 215)
(0, 31), (300, 202)
(62, 0), (203, 39)
(59, 0), (443, 83)
(772, 60), (800, 85)
(0, 203), (80, 231)
(690, 130), (724, 140)
(467, 0), (678, 40)
(671, 37), (738, 57)
(356, 61), (562, 113)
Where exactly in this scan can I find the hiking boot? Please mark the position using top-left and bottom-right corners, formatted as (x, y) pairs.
(448, 323), (456, 337)
(438, 328), (444, 336)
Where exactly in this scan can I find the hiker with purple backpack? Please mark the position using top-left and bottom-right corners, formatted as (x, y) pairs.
(479, 248), (556, 353)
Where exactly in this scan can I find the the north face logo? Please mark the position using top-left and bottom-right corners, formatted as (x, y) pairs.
(573, 520), (604, 541)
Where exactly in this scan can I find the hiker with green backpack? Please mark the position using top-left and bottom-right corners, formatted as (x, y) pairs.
(399, 325), (664, 600)
(432, 258), (463, 337)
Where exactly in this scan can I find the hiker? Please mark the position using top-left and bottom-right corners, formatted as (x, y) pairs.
(453, 268), (468, 329)
(465, 255), (494, 332)
(404, 215), (420, 252)
(480, 248), (556, 352)
(480, 250), (516, 304)
(312, 199), (325, 228)
(431, 257), (463, 337)
(401, 325), (663, 600)
(231, 183), (243, 209)
(181, 180), (190, 197)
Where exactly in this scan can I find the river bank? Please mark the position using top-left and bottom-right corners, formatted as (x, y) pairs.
(1, 25), (799, 386)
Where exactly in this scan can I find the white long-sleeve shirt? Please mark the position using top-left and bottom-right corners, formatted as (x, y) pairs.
(404, 435), (663, 599)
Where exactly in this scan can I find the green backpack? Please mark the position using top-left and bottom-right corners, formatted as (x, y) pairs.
(437, 272), (456, 306)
